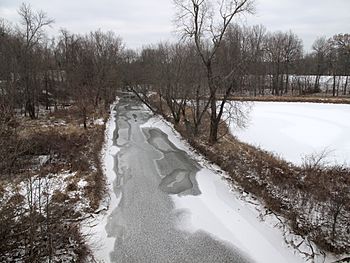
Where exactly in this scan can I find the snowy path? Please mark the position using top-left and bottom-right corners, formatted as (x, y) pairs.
(87, 96), (306, 263)
(230, 102), (350, 166)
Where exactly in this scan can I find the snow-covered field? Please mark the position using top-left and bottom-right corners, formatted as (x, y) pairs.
(230, 102), (350, 166)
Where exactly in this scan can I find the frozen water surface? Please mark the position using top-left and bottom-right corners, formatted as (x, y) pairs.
(230, 102), (350, 166)
(105, 97), (253, 263)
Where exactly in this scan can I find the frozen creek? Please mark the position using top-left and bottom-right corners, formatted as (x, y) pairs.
(86, 95), (314, 263)
(105, 97), (252, 262)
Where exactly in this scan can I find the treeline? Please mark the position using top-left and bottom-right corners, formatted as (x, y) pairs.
(128, 26), (350, 100)
(0, 4), (124, 123)
(1, 3), (349, 144)
(0, 1), (350, 121)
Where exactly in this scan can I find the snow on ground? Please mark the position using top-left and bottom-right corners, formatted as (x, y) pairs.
(142, 116), (311, 263)
(93, 118), (105, 126)
(230, 102), (350, 166)
(82, 98), (120, 262)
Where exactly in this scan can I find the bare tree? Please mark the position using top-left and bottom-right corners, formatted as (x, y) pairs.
(157, 43), (189, 124)
(264, 31), (302, 96)
(312, 37), (330, 91)
(17, 3), (54, 119)
(282, 31), (303, 94)
(89, 30), (123, 107)
(55, 29), (124, 127)
(246, 24), (267, 96)
(332, 34), (350, 95)
(126, 46), (164, 114)
(174, 0), (255, 143)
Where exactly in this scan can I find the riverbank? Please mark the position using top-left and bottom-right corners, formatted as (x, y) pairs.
(0, 103), (109, 262)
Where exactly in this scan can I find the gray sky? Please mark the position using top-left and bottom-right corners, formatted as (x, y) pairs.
(1, 0), (349, 51)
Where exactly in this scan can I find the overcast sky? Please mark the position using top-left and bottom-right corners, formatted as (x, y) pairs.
(1, 0), (349, 51)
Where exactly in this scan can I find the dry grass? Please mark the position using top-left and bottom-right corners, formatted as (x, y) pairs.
(0, 104), (109, 261)
(15, 106), (108, 210)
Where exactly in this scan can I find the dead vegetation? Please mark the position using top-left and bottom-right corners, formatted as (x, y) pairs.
(0, 105), (108, 262)
(1, 4), (121, 261)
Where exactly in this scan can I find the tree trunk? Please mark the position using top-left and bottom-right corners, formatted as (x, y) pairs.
(83, 108), (87, 129)
(26, 100), (36, 119)
(285, 74), (289, 95)
(344, 76), (349, 95)
(209, 115), (218, 144)
(332, 203), (343, 241)
(314, 75), (321, 91)
(279, 74), (284, 96)
(284, 62), (290, 95)
(209, 93), (217, 144)
(45, 79), (49, 110)
(336, 76), (340, 96)
(206, 63), (219, 144)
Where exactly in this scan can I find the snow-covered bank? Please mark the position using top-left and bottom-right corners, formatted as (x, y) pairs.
(82, 99), (120, 262)
(230, 102), (350, 166)
(142, 117), (322, 263)
(172, 170), (303, 263)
